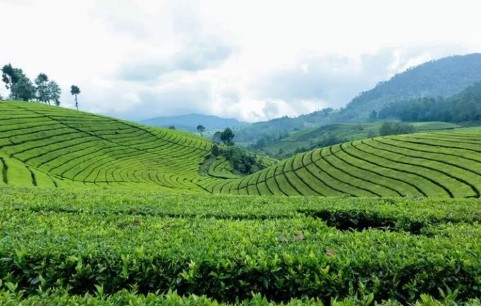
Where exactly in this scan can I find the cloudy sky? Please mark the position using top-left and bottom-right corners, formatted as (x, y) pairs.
(1, 0), (481, 122)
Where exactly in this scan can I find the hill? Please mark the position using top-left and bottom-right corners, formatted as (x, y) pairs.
(2, 101), (481, 304)
(378, 82), (481, 122)
(140, 113), (246, 132)
(253, 121), (460, 156)
(235, 53), (481, 146)
(0, 101), (217, 191)
(341, 53), (481, 120)
(1, 101), (481, 198)
(205, 128), (481, 198)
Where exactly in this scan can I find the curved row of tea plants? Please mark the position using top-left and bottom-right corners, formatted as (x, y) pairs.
(0, 102), (216, 191)
(1, 188), (481, 304)
(207, 156), (241, 179)
(2, 101), (481, 197)
(207, 130), (481, 197)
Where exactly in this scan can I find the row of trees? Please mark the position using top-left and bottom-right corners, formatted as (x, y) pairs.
(1, 63), (81, 109)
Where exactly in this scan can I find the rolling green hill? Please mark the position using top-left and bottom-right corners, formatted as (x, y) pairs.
(254, 121), (460, 156)
(2, 101), (481, 304)
(1, 101), (481, 198)
(207, 130), (481, 198)
(0, 101), (218, 191)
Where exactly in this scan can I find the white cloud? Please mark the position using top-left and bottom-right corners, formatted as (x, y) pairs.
(1, 0), (481, 121)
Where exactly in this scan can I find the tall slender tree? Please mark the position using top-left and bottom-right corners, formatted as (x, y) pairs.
(70, 85), (80, 110)
(35, 73), (50, 104)
(48, 81), (61, 106)
(1, 64), (18, 91)
(197, 124), (206, 136)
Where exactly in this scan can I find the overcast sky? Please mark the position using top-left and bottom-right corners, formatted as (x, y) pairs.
(1, 0), (481, 122)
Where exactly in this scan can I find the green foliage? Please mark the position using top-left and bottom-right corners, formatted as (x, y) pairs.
(2, 64), (35, 101)
(1, 188), (481, 304)
(379, 122), (415, 136)
(221, 146), (266, 175)
(341, 54), (481, 120)
(70, 85), (80, 110)
(34, 73), (50, 103)
(0, 101), (214, 191)
(2, 64), (61, 105)
(0, 102), (481, 198)
(213, 131), (222, 144)
(235, 109), (335, 146)
(1, 64), (18, 90)
(197, 124), (206, 136)
(212, 128), (481, 197)
(379, 82), (481, 123)
(220, 128), (235, 146)
(48, 81), (61, 106)
(212, 144), (221, 156)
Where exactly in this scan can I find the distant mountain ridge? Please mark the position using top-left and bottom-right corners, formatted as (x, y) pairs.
(340, 53), (481, 120)
(141, 113), (247, 131)
(235, 53), (481, 145)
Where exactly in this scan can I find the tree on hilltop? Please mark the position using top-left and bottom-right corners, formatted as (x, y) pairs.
(70, 85), (80, 110)
(48, 81), (61, 106)
(35, 73), (50, 104)
(197, 124), (206, 136)
(213, 131), (222, 144)
(1, 64), (19, 91)
(2, 64), (35, 101)
(220, 128), (235, 146)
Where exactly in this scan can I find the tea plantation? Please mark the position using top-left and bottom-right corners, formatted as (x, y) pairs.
(1, 101), (481, 304)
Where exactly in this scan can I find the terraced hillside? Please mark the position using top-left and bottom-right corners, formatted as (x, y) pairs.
(206, 131), (481, 198)
(2, 101), (481, 198)
(0, 101), (214, 191)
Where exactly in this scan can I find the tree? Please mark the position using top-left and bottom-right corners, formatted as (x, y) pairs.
(70, 85), (80, 110)
(2, 64), (35, 101)
(2, 64), (18, 91)
(197, 124), (206, 136)
(48, 81), (61, 106)
(35, 73), (50, 104)
(220, 127), (235, 146)
(212, 131), (222, 144)
(211, 144), (220, 156)
(13, 76), (35, 101)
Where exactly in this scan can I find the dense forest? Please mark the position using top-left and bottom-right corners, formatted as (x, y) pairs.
(378, 82), (481, 123)
(340, 53), (481, 120)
